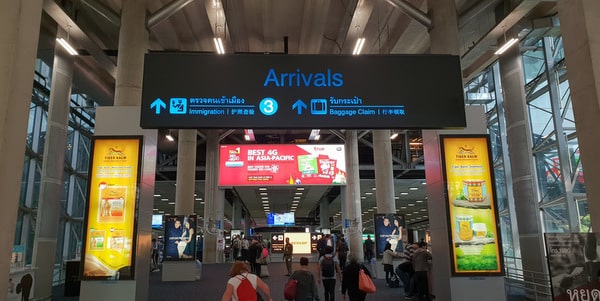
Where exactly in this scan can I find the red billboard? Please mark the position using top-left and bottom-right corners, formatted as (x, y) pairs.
(219, 144), (346, 186)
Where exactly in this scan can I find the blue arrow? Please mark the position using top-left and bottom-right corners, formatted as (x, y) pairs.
(150, 98), (167, 114)
(292, 99), (307, 115)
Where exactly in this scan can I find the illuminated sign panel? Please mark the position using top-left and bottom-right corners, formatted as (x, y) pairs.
(284, 233), (312, 254)
(440, 135), (504, 276)
(140, 53), (466, 129)
(82, 136), (142, 280)
(219, 144), (346, 186)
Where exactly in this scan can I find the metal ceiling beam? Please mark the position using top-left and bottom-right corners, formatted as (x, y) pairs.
(148, 0), (196, 28)
(43, 0), (117, 78)
(382, 0), (432, 30)
(80, 0), (120, 27)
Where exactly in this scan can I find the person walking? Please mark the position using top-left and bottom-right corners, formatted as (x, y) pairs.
(317, 246), (342, 301)
(341, 253), (372, 301)
(289, 257), (319, 301)
(283, 237), (294, 276)
(248, 238), (263, 276)
(151, 238), (160, 272)
(221, 261), (273, 301)
(363, 235), (374, 263)
(336, 235), (349, 269)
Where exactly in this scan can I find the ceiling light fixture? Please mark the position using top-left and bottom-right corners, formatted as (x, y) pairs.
(494, 37), (519, 55)
(353, 37), (366, 55)
(165, 130), (175, 142)
(213, 37), (225, 54)
(56, 36), (78, 56)
(390, 132), (399, 139)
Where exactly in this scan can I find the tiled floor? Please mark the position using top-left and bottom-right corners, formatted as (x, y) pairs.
(52, 261), (533, 301)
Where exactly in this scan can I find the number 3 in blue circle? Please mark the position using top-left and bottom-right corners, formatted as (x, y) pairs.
(259, 97), (278, 116)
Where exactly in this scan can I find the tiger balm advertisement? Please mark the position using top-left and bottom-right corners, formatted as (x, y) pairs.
(440, 135), (503, 276)
(81, 136), (142, 280)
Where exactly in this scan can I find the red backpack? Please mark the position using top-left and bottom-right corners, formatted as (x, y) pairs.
(235, 275), (258, 301)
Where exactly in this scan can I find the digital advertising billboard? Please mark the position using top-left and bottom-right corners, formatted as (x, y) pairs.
(440, 135), (504, 276)
(373, 214), (406, 257)
(284, 232), (312, 254)
(163, 215), (197, 261)
(219, 144), (346, 186)
(81, 136), (142, 280)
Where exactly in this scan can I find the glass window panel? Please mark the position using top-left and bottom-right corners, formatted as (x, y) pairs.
(77, 135), (91, 172)
(13, 211), (24, 245)
(542, 204), (569, 232)
(577, 199), (590, 232)
(56, 220), (66, 263)
(522, 47), (546, 84)
(37, 111), (48, 154)
(529, 92), (554, 146)
(70, 177), (88, 217)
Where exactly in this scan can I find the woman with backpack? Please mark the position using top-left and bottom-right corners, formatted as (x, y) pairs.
(317, 246), (342, 301)
(222, 261), (273, 301)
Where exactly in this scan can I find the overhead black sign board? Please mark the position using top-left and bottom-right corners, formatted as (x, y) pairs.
(140, 53), (466, 129)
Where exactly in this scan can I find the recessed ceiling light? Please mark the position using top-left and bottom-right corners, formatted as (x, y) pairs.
(400, 206), (407, 209)
(296, 187), (305, 190)
(421, 182), (426, 185)
(409, 187), (418, 190)
(401, 192), (409, 195)
(168, 202), (175, 205)
(394, 196), (399, 199)
(153, 208), (158, 211)
(260, 192), (268, 196)
(195, 198), (202, 201)
(161, 198), (169, 201)
(294, 196), (301, 199)
(421, 209), (427, 211)
(154, 194), (161, 197)
(416, 200), (423, 203)
(261, 197), (269, 200)
(371, 187), (376, 190)
(200, 202), (205, 205)
(295, 192), (302, 195)
(262, 200), (269, 203)
(259, 187), (267, 191)
(361, 196), (366, 199)
(408, 203), (415, 206)
(365, 192), (373, 195)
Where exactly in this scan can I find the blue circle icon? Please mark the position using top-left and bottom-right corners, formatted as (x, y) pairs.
(259, 97), (278, 116)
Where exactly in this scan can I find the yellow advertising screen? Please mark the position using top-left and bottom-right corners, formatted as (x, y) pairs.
(440, 135), (503, 276)
(82, 136), (142, 280)
(284, 233), (312, 254)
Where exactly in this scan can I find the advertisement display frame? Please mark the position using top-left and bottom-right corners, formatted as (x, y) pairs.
(545, 232), (600, 300)
(440, 134), (504, 276)
(162, 215), (198, 261)
(81, 136), (143, 280)
(373, 214), (406, 258)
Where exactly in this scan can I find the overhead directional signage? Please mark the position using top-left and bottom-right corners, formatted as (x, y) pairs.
(140, 53), (466, 129)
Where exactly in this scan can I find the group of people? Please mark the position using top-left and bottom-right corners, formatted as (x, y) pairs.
(395, 241), (433, 300)
(222, 233), (377, 301)
(231, 235), (270, 277)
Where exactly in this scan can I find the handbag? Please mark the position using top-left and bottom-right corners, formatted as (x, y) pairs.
(358, 268), (376, 293)
(284, 277), (298, 300)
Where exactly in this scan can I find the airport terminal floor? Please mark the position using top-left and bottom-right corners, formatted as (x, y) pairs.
(52, 261), (530, 301)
